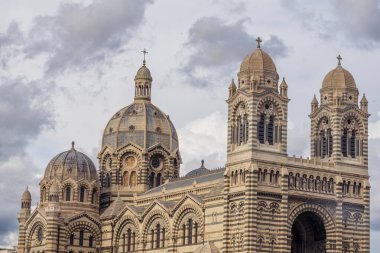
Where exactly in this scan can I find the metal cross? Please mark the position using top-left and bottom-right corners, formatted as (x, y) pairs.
(256, 37), (262, 48)
(337, 54), (342, 66)
(141, 48), (148, 64)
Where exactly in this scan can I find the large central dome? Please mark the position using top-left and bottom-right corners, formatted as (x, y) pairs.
(102, 101), (179, 152)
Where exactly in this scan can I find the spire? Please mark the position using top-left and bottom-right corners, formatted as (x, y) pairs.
(361, 93), (368, 112)
(280, 77), (288, 97)
(311, 94), (319, 113)
(229, 78), (237, 97)
(337, 54), (342, 66)
(256, 36), (262, 48)
(134, 50), (153, 101)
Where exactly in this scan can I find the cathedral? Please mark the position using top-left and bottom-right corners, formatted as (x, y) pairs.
(17, 38), (370, 253)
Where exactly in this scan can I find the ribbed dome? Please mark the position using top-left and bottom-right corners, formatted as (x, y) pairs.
(185, 160), (209, 177)
(43, 144), (97, 182)
(239, 48), (278, 79)
(102, 100), (179, 152)
(21, 188), (31, 200)
(135, 65), (152, 81)
(322, 66), (356, 90)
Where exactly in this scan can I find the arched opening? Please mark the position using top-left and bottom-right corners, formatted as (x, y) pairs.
(291, 211), (326, 253)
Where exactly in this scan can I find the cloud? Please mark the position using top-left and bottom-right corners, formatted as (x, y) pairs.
(181, 17), (288, 86)
(283, 0), (380, 48)
(333, 0), (380, 48)
(0, 22), (24, 68)
(0, 78), (54, 161)
(178, 111), (227, 175)
(24, 0), (153, 74)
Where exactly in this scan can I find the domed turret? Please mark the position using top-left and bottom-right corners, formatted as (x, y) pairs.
(21, 187), (31, 201)
(134, 49), (153, 101)
(320, 55), (359, 105)
(238, 37), (279, 90)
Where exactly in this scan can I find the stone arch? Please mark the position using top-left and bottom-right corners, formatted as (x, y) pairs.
(341, 112), (365, 134)
(66, 220), (101, 244)
(257, 96), (284, 120)
(113, 215), (141, 245)
(172, 203), (204, 238)
(141, 209), (171, 244)
(231, 98), (249, 118)
(288, 203), (335, 250)
(26, 218), (47, 248)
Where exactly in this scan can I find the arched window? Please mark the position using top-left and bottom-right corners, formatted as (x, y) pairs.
(156, 173), (162, 187)
(257, 101), (280, 146)
(79, 186), (85, 202)
(188, 219), (193, 244)
(162, 228), (166, 247)
(37, 227), (43, 242)
(69, 234), (74, 245)
(65, 186), (71, 201)
(91, 189), (97, 204)
(150, 229), (154, 249)
(156, 224), (161, 248)
(106, 173), (111, 188)
(315, 117), (332, 158)
(232, 103), (249, 145)
(149, 172), (155, 188)
(182, 224), (186, 245)
(89, 235), (93, 247)
(127, 229), (132, 252)
(342, 117), (360, 158)
(79, 230), (84, 246)
(130, 171), (137, 187)
(194, 222), (198, 243)
(123, 172), (129, 187)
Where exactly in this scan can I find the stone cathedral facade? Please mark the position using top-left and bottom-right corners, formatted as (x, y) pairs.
(17, 39), (370, 253)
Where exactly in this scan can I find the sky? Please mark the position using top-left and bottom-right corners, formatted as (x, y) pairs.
(0, 0), (379, 250)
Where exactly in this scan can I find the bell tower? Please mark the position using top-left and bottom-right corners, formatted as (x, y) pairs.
(310, 55), (369, 165)
(227, 37), (289, 161)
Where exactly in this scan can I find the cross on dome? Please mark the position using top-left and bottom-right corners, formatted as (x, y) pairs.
(71, 141), (75, 149)
(141, 48), (148, 65)
(256, 37), (262, 48)
(337, 54), (342, 66)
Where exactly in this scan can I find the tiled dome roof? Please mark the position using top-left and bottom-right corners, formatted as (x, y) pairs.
(21, 187), (31, 200)
(102, 101), (179, 152)
(43, 143), (97, 182)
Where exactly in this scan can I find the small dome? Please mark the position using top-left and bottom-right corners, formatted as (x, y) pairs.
(49, 181), (60, 195)
(102, 101), (179, 152)
(194, 242), (220, 253)
(185, 160), (209, 177)
(239, 47), (278, 80)
(322, 66), (356, 90)
(43, 143), (97, 182)
(135, 64), (152, 81)
(21, 187), (31, 201)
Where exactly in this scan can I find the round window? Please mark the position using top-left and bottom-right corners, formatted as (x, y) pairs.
(124, 156), (136, 169)
(151, 155), (163, 170)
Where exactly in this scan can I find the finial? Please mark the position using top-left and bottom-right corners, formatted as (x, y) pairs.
(26, 186), (28, 191)
(256, 36), (262, 48)
(201, 160), (205, 167)
(71, 141), (75, 149)
(141, 48), (148, 66)
(337, 54), (342, 66)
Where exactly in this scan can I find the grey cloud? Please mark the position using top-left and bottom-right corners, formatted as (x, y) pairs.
(25, 0), (153, 74)
(181, 17), (288, 87)
(333, 0), (380, 48)
(0, 22), (24, 68)
(283, 0), (380, 48)
(0, 78), (53, 161)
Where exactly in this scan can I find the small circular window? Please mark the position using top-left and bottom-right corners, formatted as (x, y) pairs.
(150, 154), (163, 170)
(124, 156), (136, 169)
